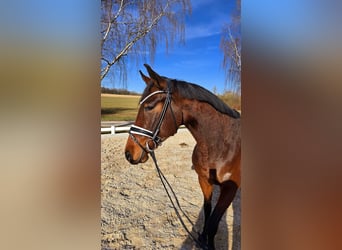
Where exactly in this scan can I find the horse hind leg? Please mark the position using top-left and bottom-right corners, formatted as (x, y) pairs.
(206, 180), (238, 250)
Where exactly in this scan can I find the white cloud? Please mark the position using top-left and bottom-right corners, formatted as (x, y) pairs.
(191, 0), (217, 9)
(185, 1), (233, 40)
(185, 23), (221, 39)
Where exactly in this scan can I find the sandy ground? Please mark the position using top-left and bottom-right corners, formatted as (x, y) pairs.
(101, 129), (240, 250)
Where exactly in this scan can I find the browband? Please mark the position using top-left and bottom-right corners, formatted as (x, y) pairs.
(140, 90), (167, 105)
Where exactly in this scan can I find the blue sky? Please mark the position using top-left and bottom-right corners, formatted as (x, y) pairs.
(102, 0), (238, 94)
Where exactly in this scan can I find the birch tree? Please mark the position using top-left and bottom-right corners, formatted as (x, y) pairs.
(101, 0), (191, 85)
(220, 0), (241, 92)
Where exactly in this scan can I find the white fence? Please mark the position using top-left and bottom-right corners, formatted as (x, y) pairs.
(101, 122), (133, 135)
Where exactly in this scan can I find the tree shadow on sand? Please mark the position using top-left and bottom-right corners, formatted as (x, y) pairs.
(180, 186), (241, 250)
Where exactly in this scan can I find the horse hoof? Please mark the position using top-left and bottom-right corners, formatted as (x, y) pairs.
(197, 234), (209, 250)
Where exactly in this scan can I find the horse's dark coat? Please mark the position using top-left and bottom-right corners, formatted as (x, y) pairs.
(125, 65), (241, 250)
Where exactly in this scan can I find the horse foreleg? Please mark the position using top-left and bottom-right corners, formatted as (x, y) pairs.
(206, 180), (238, 250)
(198, 175), (213, 247)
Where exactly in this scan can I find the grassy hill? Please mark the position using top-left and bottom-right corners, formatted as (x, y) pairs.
(101, 94), (140, 121)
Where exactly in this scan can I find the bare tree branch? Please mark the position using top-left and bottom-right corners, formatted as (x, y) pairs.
(101, 1), (172, 80)
(101, 0), (191, 86)
(228, 26), (241, 70)
(220, 0), (241, 92)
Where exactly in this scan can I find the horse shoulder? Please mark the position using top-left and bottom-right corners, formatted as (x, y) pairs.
(192, 144), (210, 178)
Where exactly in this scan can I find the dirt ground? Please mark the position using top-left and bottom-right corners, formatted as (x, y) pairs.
(101, 129), (241, 250)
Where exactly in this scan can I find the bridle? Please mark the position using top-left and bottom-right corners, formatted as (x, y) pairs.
(129, 86), (176, 153)
(128, 84), (205, 248)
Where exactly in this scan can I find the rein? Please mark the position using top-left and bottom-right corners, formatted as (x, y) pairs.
(150, 151), (204, 248)
(128, 88), (205, 249)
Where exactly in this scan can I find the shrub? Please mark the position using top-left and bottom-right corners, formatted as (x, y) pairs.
(218, 91), (241, 111)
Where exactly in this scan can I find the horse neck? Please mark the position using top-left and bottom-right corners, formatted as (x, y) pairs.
(181, 100), (237, 144)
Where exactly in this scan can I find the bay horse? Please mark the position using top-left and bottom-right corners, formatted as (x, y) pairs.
(124, 64), (241, 250)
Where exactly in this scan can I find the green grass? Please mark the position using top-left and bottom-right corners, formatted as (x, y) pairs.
(101, 95), (140, 121)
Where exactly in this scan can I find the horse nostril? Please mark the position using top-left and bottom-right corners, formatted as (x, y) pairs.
(125, 151), (132, 162)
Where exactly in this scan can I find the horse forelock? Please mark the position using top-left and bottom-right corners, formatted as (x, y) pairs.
(139, 78), (173, 103)
(139, 83), (155, 104)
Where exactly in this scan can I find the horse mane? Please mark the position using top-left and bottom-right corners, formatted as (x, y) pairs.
(168, 78), (240, 119)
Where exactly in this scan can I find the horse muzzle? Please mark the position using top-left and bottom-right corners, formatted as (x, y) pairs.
(124, 125), (162, 165)
(124, 149), (149, 164)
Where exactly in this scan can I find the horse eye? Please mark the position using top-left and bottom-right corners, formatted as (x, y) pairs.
(144, 105), (154, 111)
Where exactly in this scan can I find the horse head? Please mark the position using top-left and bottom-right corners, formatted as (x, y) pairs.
(124, 64), (182, 164)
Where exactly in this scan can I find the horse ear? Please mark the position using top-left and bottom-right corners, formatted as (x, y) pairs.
(144, 64), (164, 88)
(139, 70), (151, 85)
